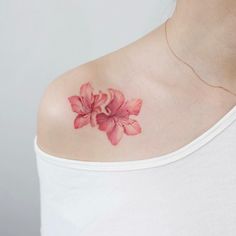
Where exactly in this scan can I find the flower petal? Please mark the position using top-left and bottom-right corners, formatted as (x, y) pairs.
(123, 98), (142, 115)
(107, 124), (124, 145)
(68, 96), (84, 114)
(80, 96), (92, 113)
(93, 91), (108, 107)
(96, 113), (115, 132)
(74, 114), (90, 129)
(80, 82), (94, 103)
(123, 119), (142, 135)
(105, 88), (125, 115)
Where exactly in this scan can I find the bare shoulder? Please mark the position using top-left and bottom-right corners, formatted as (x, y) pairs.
(36, 57), (145, 161)
(36, 25), (235, 162)
(36, 26), (165, 162)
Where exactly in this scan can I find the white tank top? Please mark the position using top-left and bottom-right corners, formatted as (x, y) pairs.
(34, 105), (236, 236)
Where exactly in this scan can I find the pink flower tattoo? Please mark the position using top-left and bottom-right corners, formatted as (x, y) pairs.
(68, 82), (143, 145)
(96, 89), (142, 145)
(68, 82), (107, 128)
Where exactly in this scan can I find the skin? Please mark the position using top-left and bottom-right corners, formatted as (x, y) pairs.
(68, 82), (143, 146)
(37, 0), (236, 162)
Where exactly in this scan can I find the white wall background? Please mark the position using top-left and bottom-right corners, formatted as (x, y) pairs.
(0, 0), (176, 235)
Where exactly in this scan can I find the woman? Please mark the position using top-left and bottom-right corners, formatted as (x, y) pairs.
(35, 0), (236, 235)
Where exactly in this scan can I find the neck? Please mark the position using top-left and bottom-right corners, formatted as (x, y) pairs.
(167, 0), (236, 94)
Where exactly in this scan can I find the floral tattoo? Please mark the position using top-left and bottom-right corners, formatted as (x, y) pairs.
(68, 82), (142, 145)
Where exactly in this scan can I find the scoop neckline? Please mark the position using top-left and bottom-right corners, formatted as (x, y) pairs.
(34, 105), (236, 172)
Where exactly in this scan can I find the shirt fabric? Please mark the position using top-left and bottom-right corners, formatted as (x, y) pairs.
(34, 105), (236, 236)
